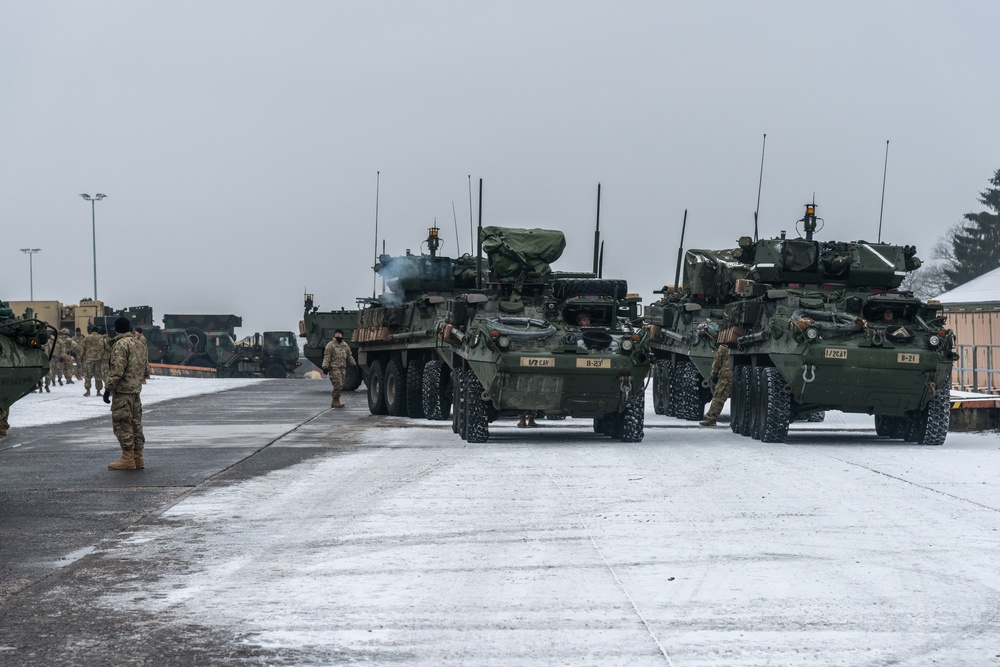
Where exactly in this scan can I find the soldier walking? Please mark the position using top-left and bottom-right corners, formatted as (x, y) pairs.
(321, 329), (357, 408)
(73, 327), (86, 380)
(104, 317), (147, 471)
(81, 326), (107, 396)
(700, 322), (733, 427)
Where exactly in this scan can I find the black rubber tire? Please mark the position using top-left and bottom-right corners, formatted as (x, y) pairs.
(464, 368), (489, 443)
(405, 358), (426, 419)
(750, 366), (764, 440)
(759, 367), (791, 443)
(731, 365), (744, 435)
(609, 412), (625, 440)
(422, 360), (450, 421)
(672, 360), (704, 421)
(619, 394), (645, 442)
(343, 361), (363, 392)
(737, 365), (754, 437)
(384, 359), (407, 416)
(552, 278), (629, 300)
(593, 418), (604, 434)
(367, 359), (387, 415)
(874, 415), (894, 437)
(185, 327), (207, 352)
(652, 361), (670, 416)
(453, 361), (465, 436)
(264, 362), (286, 378)
(915, 381), (950, 446)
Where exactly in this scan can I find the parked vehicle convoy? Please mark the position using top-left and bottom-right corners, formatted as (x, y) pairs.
(439, 226), (652, 443)
(723, 202), (956, 445)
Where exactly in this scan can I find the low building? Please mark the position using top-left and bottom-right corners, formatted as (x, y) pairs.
(936, 267), (1000, 394)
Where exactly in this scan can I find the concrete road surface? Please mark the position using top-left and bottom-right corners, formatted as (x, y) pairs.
(1, 381), (999, 666)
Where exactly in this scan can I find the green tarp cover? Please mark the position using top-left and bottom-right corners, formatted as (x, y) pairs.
(683, 248), (749, 299)
(479, 227), (566, 284)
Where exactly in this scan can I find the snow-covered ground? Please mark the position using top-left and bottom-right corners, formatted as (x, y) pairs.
(47, 381), (996, 665)
(8, 375), (267, 428)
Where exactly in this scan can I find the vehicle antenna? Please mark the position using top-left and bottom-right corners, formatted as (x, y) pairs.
(754, 133), (767, 242)
(468, 175), (474, 258)
(878, 140), (889, 243)
(372, 171), (380, 300)
(476, 178), (483, 289)
(673, 209), (688, 292)
(452, 201), (461, 255)
(593, 183), (601, 275)
(598, 241), (605, 279)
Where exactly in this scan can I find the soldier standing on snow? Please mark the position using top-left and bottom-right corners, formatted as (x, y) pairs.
(700, 322), (733, 427)
(104, 317), (147, 471)
(321, 329), (356, 409)
(81, 326), (106, 396)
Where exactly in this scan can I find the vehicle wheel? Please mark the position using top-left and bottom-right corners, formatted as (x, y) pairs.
(652, 361), (671, 415)
(384, 359), (407, 416)
(343, 363), (363, 392)
(750, 366), (764, 440)
(187, 355), (215, 369)
(619, 394), (645, 442)
(405, 358), (426, 419)
(422, 360), (451, 421)
(264, 362), (286, 378)
(736, 365), (753, 436)
(758, 367), (791, 443)
(731, 365), (744, 434)
(915, 380), (950, 446)
(453, 362), (465, 436)
(464, 368), (489, 443)
(671, 359), (704, 421)
(608, 412), (625, 440)
(875, 414), (895, 437)
(367, 359), (387, 415)
(593, 417), (604, 434)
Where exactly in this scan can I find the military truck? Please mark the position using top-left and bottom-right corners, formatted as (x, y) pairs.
(646, 248), (750, 421)
(0, 299), (54, 412)
(355, 226), (477, 416)
(160, 314), (243, 375)
(234, 331), (301, 378)
(723, 202), (955, 445)
(300, 298), (363, 390)
(439, 226), (652, 443)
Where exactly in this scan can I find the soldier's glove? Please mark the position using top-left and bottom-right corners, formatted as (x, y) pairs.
(103, 389), (111, 404)
(322, 367), (330, 374)
(711, 374), (719, 385)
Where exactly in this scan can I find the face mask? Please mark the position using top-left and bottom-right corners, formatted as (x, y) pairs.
(335, 336), (343, 342)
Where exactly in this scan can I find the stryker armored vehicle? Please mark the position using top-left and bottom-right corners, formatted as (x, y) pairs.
(300, 298), (363, 390)
(0, 300), (54, 412)
(355, 226), (477, 416)
(646, 246), (750, 421)
(723, 202), (955, 445)
(438, 226), (651, 443)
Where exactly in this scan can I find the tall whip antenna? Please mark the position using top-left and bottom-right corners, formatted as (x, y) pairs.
(754, 133), (767, 242)
(878, 140), (889, 243)
(372, 171), (380, 299)
(452, 201), (461, 255)
(593, 183), (601, 275)
(468, 175), (474, 256)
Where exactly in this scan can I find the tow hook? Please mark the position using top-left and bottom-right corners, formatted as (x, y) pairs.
(802, 364), (816, 383)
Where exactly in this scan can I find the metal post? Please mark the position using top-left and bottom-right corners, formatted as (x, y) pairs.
(79, 193), (107, 301)
(20, 248), (41, 300)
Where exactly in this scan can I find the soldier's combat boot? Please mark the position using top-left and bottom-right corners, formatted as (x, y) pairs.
(518, 415), (527, 428)
(133, 450), (144, 469)
(66, 379), (74, 385)
(107, 450), (136, 470)
(699, 418), (716, 427)
(333, 392), (345, 408)
(84, 390), (91, 397)
(526, 414), (537, 427)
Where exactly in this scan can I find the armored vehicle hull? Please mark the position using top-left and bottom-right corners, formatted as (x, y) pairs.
(0, 301), (53, 411)
(724, 204), (955, 445)
(300, 298), (362, 390)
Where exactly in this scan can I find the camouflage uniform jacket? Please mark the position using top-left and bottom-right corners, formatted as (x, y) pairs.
(137, 335), (151, 379)
(321, 339), (356, 372)
(710, 344), (731, 383)
(82, 332), (107, 361)
(54, 335), (73, 360)
(106, 333), (146, 394)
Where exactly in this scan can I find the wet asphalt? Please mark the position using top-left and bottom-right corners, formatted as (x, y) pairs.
(0, 380), (345, 665)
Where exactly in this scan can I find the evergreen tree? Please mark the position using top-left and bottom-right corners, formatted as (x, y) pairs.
(943, 168), (1000, 290)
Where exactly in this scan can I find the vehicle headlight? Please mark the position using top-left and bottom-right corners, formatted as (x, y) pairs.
(498, 336), (511, 349)
(621, 339), (634, 351)
(928, 335), (941, 348)
(804, 327), (819, 341)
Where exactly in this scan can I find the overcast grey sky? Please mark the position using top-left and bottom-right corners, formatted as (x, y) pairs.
(3, 1), (998, 336)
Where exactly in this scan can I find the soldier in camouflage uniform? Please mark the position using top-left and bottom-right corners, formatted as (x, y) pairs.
(54, 328), (75, 385)
(81, 326), (108, 396)
(73, 327), (86, 380)
(98, 327), (112, 388)
(134, 327), (151, 382)
(700, 322), (733, 427)
(37, 333), (55, 392)
(321, 329), (357, 408)
(104, 317), (147, 471)
(0, 407), (9, 437)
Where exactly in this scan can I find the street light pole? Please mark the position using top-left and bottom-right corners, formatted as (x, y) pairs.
(79, 193), (107, 301)
(19, 248), (41, 300)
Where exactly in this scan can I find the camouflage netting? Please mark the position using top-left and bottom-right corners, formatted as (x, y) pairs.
(479, 227), (566, 285)
(683, 249), (750, 301)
